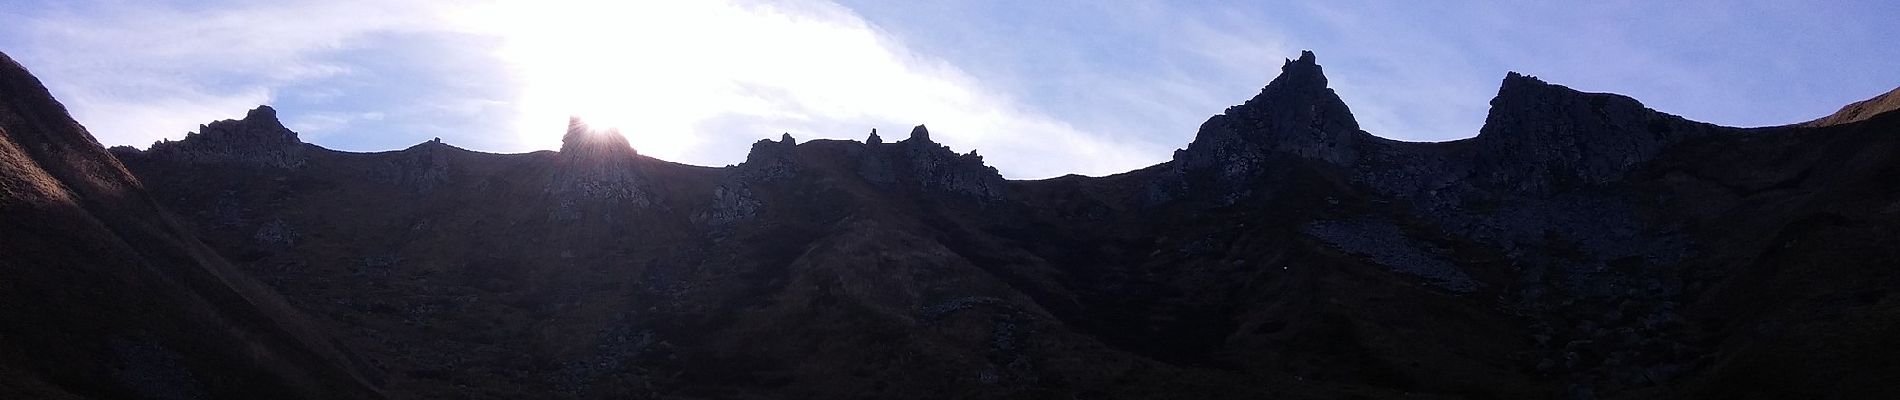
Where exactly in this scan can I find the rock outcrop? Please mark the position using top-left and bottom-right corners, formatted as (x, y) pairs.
(1172, 51), (1364, 187)
(548, 118), (650, 206)
(143, 105), (308, 169)
(377, 138), (455, 192)
(698, 134), (797, 231)
(738, 133), (799, 181)
(895, 125), (1006, 200)
(1470, 72), (1721, 192)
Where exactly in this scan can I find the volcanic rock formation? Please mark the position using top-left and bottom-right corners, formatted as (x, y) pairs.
(137, 105), (309, 169)
(550, 117), (652, 208)
(11, 49), (1900, 400)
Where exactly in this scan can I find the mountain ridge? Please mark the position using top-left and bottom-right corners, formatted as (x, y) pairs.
(0, 51), (384, 400)
(113, 51), (1894, 186)
(9, 49), (1900, 399)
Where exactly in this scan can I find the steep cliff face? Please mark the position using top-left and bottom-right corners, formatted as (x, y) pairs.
(1470, 72), (1724, 192)
(1136, 50), (1379, 211)
(39, 49), (1900, 400)
(0, 52), (382, 399)
(1169, 51), (1364, 194)
(891, 125), (1008, 200)
(550, 118), (651, 208)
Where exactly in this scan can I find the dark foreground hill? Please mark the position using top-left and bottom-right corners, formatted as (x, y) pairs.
(6, 49), (1899, 399)
(0, 53), (384, 398)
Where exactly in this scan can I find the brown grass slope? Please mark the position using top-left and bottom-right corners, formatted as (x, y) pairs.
(1803, 85), (1900, 127)
(0, 52), (383, 399)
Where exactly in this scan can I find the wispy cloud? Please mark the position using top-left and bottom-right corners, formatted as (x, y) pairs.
(5, 0), (1896, 178)
(2, 0), (1167, 179)
(451, 0), (1159, 178)
(0, 0), (462, 146)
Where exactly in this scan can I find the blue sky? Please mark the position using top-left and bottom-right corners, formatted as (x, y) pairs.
(3, 1), (1897, 178)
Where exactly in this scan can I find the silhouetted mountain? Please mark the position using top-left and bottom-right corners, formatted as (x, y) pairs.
(143, 105), (308, 169)
(0, 52), (383, 399)
(8, 49), (1899, 399)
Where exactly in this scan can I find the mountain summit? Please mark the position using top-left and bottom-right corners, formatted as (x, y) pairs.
(560, 116), (638, 157)
(141, 104), (307, 168)
(1175, 51), (1363, 183)
(1470, 72), (1720, 191)
(551, 117), (651, 206)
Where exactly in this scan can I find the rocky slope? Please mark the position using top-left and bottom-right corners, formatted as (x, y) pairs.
(9, 48), (1897, 399)
(0, 53), (383, 399)
(1804, 85), (1900, 127)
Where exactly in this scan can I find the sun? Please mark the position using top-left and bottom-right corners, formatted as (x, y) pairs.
(456, 0), (723, 160)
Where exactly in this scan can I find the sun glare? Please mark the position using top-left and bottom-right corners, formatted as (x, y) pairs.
(455, 1), (726, 158)
(455, 0), (867, 160)
(446, 0), (1157, 177)
(454, 0), (970, 163)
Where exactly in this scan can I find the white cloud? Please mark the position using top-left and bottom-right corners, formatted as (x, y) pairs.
(2, 0), (458, 146)
(9, 1), (1895, 178)
(447, 0), (1159, 178)
(64, 88), (271, 148)
(7, 0), (1164, 178)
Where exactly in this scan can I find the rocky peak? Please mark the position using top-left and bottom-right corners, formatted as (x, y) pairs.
(559, 117), (637, 158)
(549, 117), (649, 207)
(737, 132), (800, 182)
(145, 104), (307, 169)
(1165, 50), (1363, 196)
(1473, 72), (1719, 191)
(381, 138), (457, 192)
(1262, 50), (1329, 100)
(906, 124), (932, 144)
(849, 124), (1003, 200)
(205, 105), (298, 145)
(243, 104), (279, 123)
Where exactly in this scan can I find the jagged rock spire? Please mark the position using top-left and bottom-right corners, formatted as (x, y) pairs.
(846, 123), (1004, 200)
(550, 116), (648, 207)
(1269, 50), (1329, 98)
(560, 116), (637, 156)
(908, 124), (931, 143)
(1168, 50), (1363, 192)
(1218, 49), (1361, 161)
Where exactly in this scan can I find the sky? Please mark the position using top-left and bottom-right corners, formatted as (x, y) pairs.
(3, 1), (1897, 179)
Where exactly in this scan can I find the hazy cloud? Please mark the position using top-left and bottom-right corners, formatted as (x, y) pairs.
(1, 0), (461, 146)
(451, 0), (1159, 177)
(5, 0), (1896, 178)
